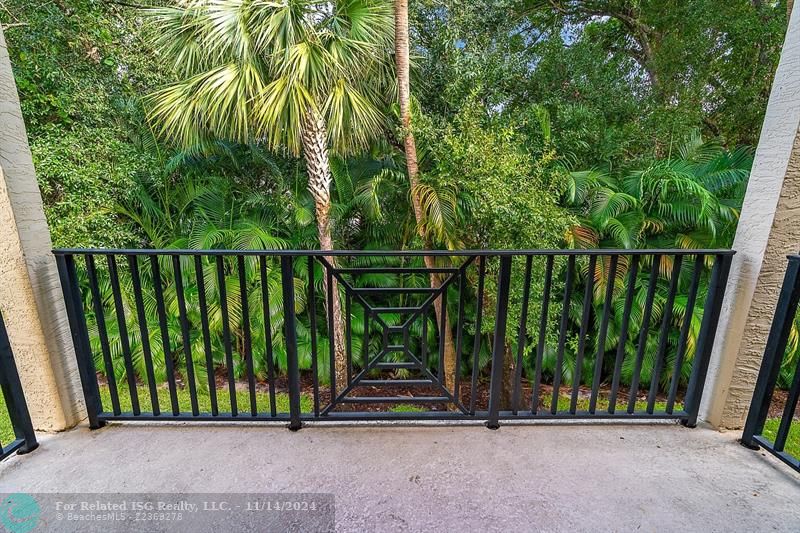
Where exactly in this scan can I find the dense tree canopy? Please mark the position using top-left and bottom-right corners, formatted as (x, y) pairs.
(1, 0), (170, 246)
(1, 1), (795, 398)
(412, 0), (788, 167)
(2, 0), (789, 248)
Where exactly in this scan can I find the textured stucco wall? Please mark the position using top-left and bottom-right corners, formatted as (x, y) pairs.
(700, 7), (800, 428)
(0, 27), (83, 430)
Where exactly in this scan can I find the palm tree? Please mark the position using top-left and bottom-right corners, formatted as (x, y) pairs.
(564, 131), (752, 252)
(560, 132), (753, 395)
(394, 0), (458, 390)
(144, 0), (395, 384)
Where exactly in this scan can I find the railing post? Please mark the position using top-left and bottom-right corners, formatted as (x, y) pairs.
(486, 256), (512, 430)
(741, 255), (800, 448)
(683, 253), (734, 427)
(281, 256), (302, 431)
(0, 310), (38, 454)
(55, 254), (104, 429)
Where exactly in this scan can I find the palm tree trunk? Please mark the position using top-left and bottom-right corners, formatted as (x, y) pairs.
(395, 0), (458, 394)
(301, 108), (347, 389)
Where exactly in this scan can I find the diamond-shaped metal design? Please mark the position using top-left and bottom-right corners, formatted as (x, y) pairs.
(314, 256), (476, 415)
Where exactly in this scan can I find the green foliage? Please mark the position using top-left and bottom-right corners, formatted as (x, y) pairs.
(2, 0), (170, 247)
(414, 0), (787, 168)
(145, 0), (395, 156)
(32, 125), (157, 246)
(3, 1), (790, 400)
(519, 0), (788, 151)
(418, 100), (572, 250)
(565, 132), (753, 250)
(540, 132), (754, 391)
(761, 417), (800, 458)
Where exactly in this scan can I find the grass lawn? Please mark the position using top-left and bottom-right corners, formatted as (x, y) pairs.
(539, 394), (682, 413)
(760, 418), (800, 458)
(0, 395), (14, 445)
(97, 385), (313, 416)
(389, 404), (427, 412)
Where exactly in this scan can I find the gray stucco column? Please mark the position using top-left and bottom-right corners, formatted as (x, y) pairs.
(0, 26), (83, 430)
(700, 6), (800, 428)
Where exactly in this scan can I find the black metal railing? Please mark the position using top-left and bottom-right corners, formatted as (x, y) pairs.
(742, 254), (800, 473)
(0, 310), (39, 459)
(54, 248), (734, 429)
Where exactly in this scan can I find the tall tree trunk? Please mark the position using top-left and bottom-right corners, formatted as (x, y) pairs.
(395, 0), (458, 395)
(301, 109), (348, 389)
(479, 281), (517, 411)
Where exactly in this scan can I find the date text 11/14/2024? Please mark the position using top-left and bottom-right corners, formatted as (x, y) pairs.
(55, 499), (321, 513)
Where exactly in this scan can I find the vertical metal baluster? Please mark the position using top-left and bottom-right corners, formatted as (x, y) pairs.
(609, 255), (638, 414)
(261, 257), (278, 416)
(470, 257), (487, 414)
(667, 255), (703, 414)
(307, 257), (319, 417)
(216, 256), (237, 416)
(57, 254), (103, 428)
(195, 255), (218, 416)
(107, 255), (140, 415)
(513, 256), (533, 415)
(404, 327), (412, 379)
(486, 256), (512, 429)
(627, 255), (661, 414)
(774, 356), (800, 452)
(128, 255), (159, 415)
(282, 256), (302, 430)
(533, 256), (554, 415)
(173, 256), (199, 416)
(421, 310), (427, 369)
(742, 256), (800, 445)
(235, 256), (256, 416)
(232, 258), (255, 415)
(438, 281), (448, 387)
(570, 255), (596, 414)
(454, 263), (468, 406)
(684, 254), (733, 427)
(590, 254), (618, 413)
(326, 266), (336, 399)
(647, 255), (683, 413)
(0, 310), (38, 452)
(362, 305), (370, 371)
(346, 290), (352, 387)
(151, 256), (179, 415)
(552, 255), (575, 415)
(85, 254), (120, 415)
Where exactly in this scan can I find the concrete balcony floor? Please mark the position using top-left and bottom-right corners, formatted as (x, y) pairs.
(0, 422), (797, 531)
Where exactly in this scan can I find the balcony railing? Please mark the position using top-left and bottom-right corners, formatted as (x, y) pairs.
(0, 310), (39, 459)
(742, 254), (800, 472)
(54, 248), (734, 429)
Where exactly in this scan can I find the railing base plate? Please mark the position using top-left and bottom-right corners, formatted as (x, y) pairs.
(16, 442), (39, 455)
(739, 438), (760, 450)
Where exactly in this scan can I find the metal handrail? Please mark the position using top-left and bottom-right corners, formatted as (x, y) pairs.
(53, 248), (736, 257)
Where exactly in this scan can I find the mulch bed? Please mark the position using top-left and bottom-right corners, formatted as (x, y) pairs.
(767, 388), (800, 419)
